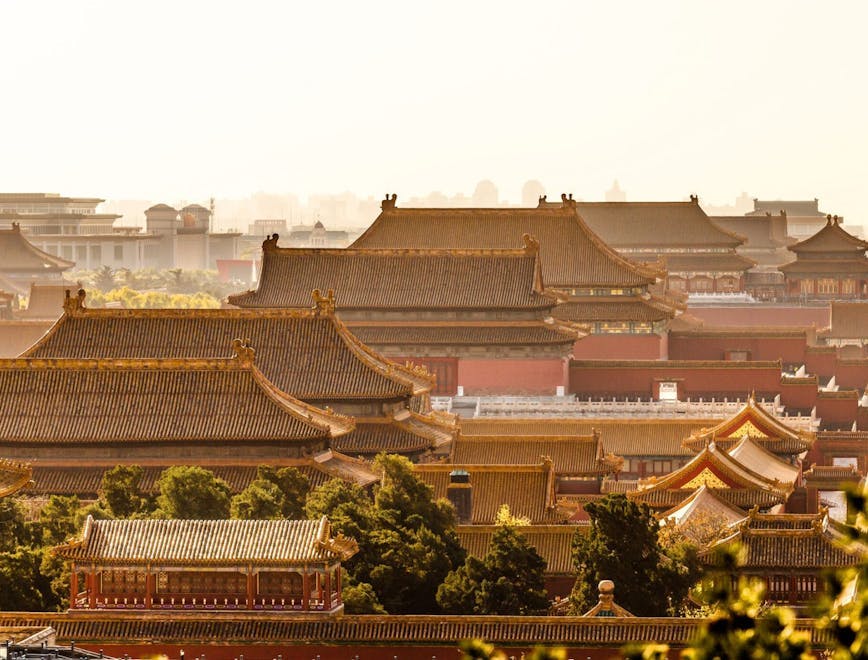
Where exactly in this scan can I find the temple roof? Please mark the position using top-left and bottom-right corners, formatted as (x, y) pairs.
(350, 196), (659, 288)
(659, 484), (747, 529)
(333, 411), (457, 456)
(702, 510), (865, 569)
(414, 462), (565, 524)
(452, 433), (618, 476)
(682, 395), (812, 455)
(0, 458), (32, 497)
(552, 294), (680, 323)
(24, 292), (432, 402)
(726, 436), (802, 485)
(456, 525), (578, 575)
(575, 200), (745, 249)
(55, 516), (359, 565)
(460, 418), (716, 458)
(779, 258), (868, 276)
(349, 320), (586, 347)
(828, 301), (868, 338)
(662, 252), (755, 274)
(228, 237), (556, 310)
(0, 349), (353, 445)
(710, 215), (791, 250)
(787, 216), (868, 254)
(0, 223), (74, 273)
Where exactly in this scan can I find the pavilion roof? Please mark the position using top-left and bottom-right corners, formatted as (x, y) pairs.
(333, 411), (457, 456)
(24, 291), (432, 402)
(349, 195), (659, 288)
(452, 432), (618, 476)
(682, 395), (811, 455)
(0, 348), (354, 445)
(349, 319), (586, 347)
(575, 200), (745, 249)
(779, 258), (868, 276)
(0, 458), (32, 497)
(0, 223), (74, 273)
(633, 441), (794, 501)
(659, 484), (747, 529)
(702, 510), (865, 569)
(662, 252), (755, 274)
(787, 216), (868, 254)
(54, 516), (359, 566)
(552, 294), (681, 323)
(726, 436), (802, 485)
(459, 418), (717, 458)
(228, 236), (556, 311)
(710, 215), (791, 250)
(828, 301), (868, 338)
(414, 462), (565, 524)
(456, 524), (579, 575)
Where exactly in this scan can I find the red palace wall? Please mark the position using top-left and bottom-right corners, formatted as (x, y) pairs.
(569, 361), (782, 399)
(457, 358), (568, 396)
(687, 305), (830, 328)
(779, 380), (820, 412)
(571, 334), (666, 360)
(834, 360), (868, 390)
(805, 348), (839, 380)
(815, 394), (859, 426)
(668, 333), (808, 364)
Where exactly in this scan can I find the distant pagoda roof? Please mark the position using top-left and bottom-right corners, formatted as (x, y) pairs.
(552, 293), (682, 323)
(574, 199), (746, 249)
(786, 216), (868, 255)
(701, 510), (865, 570)
(0, 223), (74, 273)
(228, 234), (557, 311)
(333, 411), (457, 457)
(24, 290), (432, 402)
(682, 394), (812, 455)
(55, 516), (359, 566)
(659, 484), (748, 529)
(349, 194), (660, 288)
(0, 345), (354, 446)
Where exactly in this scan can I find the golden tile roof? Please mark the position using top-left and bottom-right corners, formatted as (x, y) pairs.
(349, 319), (585, 347)
(659, 485), (748, 529)
(228, 238), (556, 310)
(0, 223), (74, 272)
(456, 524), (580, 574)
(55, 515), (358, 565)
(682, 395), (812, 455)
(453, 433), (615, 475)
(788, 216), (868, 253)
(414, 462), (565, 524)
(726, 437), (802, 485)
(24, 294), (432, 401)
(334, 411), (457, 456)
(703, 510), (865, 569)
(575, 201), (745, 249)
(0, 458), (32, 497)
(661, 252), (756, 273)
(0, 350), (354, 445)
(350, 197), (659, 288)
(460, 417), (716, 458)
(552, 295), (679, 323)
(779, 258), (868, 276)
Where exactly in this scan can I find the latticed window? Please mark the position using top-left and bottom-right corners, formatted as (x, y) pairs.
(841, 279), (856, 294)
(259, 571), (304, 596)
(160, 571), (246, 594)
(817, 279), (838, 294)
(800, 279), (814, 294)
(101, 570), (146, 595)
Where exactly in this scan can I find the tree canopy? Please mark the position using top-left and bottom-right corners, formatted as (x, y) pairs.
(154, 466), (231, 519)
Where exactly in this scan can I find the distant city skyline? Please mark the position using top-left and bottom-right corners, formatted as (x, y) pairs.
(2, 1), (866, 232)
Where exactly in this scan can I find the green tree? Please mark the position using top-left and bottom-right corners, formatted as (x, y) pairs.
(258, 466), (310, 518)
(570, 494), (701, 616)
(438, 524), (549, 615)
(0, 548), (59, 611)
(99, 465), (150, 518)
(341, 577), (386, 614)
(155, 466), (231, 519)
(231, 479), (285, 520)
(92, 266), (116, 292)
(0, 498), (28, 552)
(38, 495), (81, 546)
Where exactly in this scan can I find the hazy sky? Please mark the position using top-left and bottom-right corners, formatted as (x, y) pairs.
(2, 1), (867, 226)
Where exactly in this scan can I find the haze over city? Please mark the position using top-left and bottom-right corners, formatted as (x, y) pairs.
(2, 0), (867, 232)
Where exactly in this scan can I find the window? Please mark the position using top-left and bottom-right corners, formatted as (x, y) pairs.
(658, 381), (678, 402)
(668, 278), (687, 292)
(817, 279), (837, 294)
(101, 570), (146, 595)
(114, 244), (124, 261)
(690, 277), (712, 292)
(800, 279), (814, 294)
(841, 279), (856, 294)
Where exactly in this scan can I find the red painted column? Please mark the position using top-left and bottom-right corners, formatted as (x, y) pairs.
(70, 569), (78, 609)
(336, 566), (342, 605)
(246, 570), (256, 609)
(324, 568), (331, 609)
(302, 570), (310, 611)
(87, 571), (97, 609)
(145, 572), (155, 608)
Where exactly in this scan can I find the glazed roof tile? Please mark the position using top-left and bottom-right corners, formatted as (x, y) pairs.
(788, 218), (868, 253)
(575, 201), (745, 249)
(457, 525), (579, 574)
(350, 198), (658, 288)
(551, 295), (679, 323)
(0, 458), (32, 497)
(659, 485), (747, 529)
(0, 224), (74, 272)
(662, 253), (755, 273)
(0, 354), (352, 444)
(24, 297), (430, 401)
(349, 321), (584, 346)
(334, 412), (456, 456)
(452, 434), (613, 475)
(414, 463), (564, 524)
(55, 516), (358, 565)
(228, 240), (555, 310)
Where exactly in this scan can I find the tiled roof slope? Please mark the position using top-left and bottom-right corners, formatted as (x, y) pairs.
(414, 463), (564, 524)
(0, 458), (32, 497)
(0, 353), (352, 444)
(457, 525), (579, 574)
(703, 511), (864, 569)
(710, 215), (791, 250)
(663, 253), (755, 273)
(828, 301), (868, 338)
(551, 296), (679, 323)
(0, 223), (74, 273)
(788, 217), (868, 254)
(660, 485), (747, 529)
(350, 321), (584, 347)
(334, 412), (456, 456)
(349, 196), (658, 288)
(24, 294), (430, 402)
(55, 516), (358, 564)
(453, 433), (614, 475)
(575, 201), (745, 249)
(228, 239), (555, 310)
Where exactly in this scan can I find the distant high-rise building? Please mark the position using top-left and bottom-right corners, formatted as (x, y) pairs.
(144, 203), (240, 270)
(605, 180), (626, 202)
(472, 180), (498, 206)
(521, 180), (545, 207)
